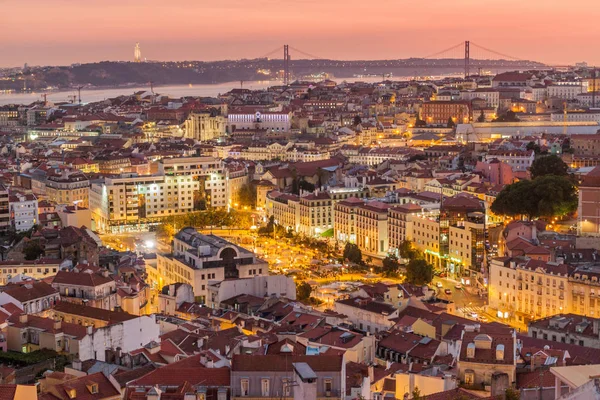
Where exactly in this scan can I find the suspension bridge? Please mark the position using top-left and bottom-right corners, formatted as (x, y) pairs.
(258, 41), (557, 83)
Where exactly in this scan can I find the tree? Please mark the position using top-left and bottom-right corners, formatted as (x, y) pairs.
(398, 240), (418, 260)
(491, 175), (577, 220)
(526, 141), (541, 154)
(492, 110), (520, 122)
(477, 110), (485, 122)
(23, 241), (43, 261)
(353, 115), (362, 126)
(530, 154), (569, 179)
(504, 388), (520, 400)
(237, 184), (257, 208)
(382, 255), (400, 276)
(415, 117), (427, 127)
(343, 243), (362, 264)
(296, 281), (312, 301)
(412, 387), (422, 400)
(405, 259), (434, 286)
(447, 117), (456, 128)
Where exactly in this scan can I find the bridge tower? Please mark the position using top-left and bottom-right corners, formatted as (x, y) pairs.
(283, 45), (291, 85)
(464, 41), (470, 78)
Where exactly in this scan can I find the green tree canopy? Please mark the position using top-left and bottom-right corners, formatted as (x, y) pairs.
(343, 243), (362, 264)
(491, 175), (577, 220)
(477, 110), (485, 123)
(447, 117), (456, 128)
(492, 110), (520, 122)
(237, 183), (257, 208)
(530, 154), (569, 179)
(382, 255), (400, 277)
(23, 241), (44, 261)
(296, 281), (312, 301)
(405, 258), (434, 286)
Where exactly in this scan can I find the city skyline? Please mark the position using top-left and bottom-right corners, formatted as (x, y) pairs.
(2, 0), (600, 67)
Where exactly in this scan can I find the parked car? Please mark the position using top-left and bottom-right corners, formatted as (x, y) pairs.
(455, 283), (462, 289)
(478, 315), (489, 323)
(436, 282), (443, 288)
(444, 289), (452, 295)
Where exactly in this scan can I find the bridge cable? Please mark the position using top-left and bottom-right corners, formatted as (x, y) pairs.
(469, 42), (524, 61)
(288, 46), (325, 60)
(420, 42), (465, 60)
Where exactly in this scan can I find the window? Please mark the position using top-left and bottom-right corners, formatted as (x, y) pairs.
(240, 379), (249, 396)
(261, 379), (270, 397)
(324, 379), (332, 396)
(465, 370), (475, 385)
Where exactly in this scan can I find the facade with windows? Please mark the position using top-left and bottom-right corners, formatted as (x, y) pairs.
(231, 354), (344, 399)
(155, 228), (268, 302)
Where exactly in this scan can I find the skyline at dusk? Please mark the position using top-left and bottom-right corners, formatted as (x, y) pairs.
(3, 0), (600, 66)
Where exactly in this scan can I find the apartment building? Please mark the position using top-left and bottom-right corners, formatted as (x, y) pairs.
(298, 192), (332, 236)
(51, 269), (117, 310)
(0, 259), (64, 285)
(0, 185), (8, 233)
(266, 191), (300, 231)
(355, 201), (390, 257)
(578, 166), (600, 237)
(388, 203), (423, 255)
(227, 111), (292, 132)
(9, 193), (38, 232)
(485, 149), (535, 172)
(45, 170), (90, 207)
(547, 84), (585, 100)
(334, 197), (364, 243)
(420, 101), (471, 125)
(155, 228), (268, 302)
(488, 257), (572, 326)
(90, 157), (227, 233)
(412, 213), (442, 267)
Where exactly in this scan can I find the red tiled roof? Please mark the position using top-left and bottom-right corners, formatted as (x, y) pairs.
(232, 354), (343, 372)
(131, 354), (230, 386)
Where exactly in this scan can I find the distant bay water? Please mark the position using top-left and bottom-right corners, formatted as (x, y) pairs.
(0, 74), (463, 106)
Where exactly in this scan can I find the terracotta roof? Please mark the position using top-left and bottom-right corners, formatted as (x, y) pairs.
(44, 371), (120, 400)
(53, 302), (137, 324)
(232, 354), (343, 372)
(131, 354), (230, 386)
(2, 282), (58, 303)
(52, 270), (114, 287)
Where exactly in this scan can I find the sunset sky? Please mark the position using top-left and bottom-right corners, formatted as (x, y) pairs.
(2, 0), (598, 67)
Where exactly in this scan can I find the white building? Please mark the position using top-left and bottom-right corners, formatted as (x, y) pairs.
(485, 149), (535, 172)
(461, 89), (500, 108)
(156, 228), (269, 302)
(9, 193), (38, 232)
(227, 111), (291, 132)
(90, 157), (227, 233)
(548, 85), (585, 100)
(551, 111), (600, 123)
(207, 275), (295, 308)
(79, 314), (160, 362)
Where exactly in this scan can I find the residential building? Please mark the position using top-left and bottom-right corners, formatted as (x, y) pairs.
(457, 327), (517, 391)
(0, 281), (59, 314)
(51, 269), (117, 310)
(0, 259), (64, 285)
(334, 296), (399, 334)
(334, 197), (364, 243)
(578, 166), (600, 236)
(528, 314), (600, 347)
(488, 257), (571, 325)
(548, 85), (585, 100)
(41, 371), (121, 400)
(9, 193), (38, 232)
(355, 201), (390, 257)
(156, 228), (268, 302)
(298, 192), (332, 236)
(231, 354), (344, 399)
(0, 185), (9, 233)
(420, 101), (471, 125)
(157, 283), (195, 316)
(388, 203), (423, 255)
(45, 170), (90, 208)
(485, 150), (535, 172)
(206, 275), (295, 309)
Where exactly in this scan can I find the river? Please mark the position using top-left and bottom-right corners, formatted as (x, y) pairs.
(0, 74), (462, 106)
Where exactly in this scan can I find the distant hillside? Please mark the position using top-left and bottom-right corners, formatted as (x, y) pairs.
(2, 58), (546, 91)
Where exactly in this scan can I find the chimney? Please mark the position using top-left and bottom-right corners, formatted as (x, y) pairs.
(53, 320), (62, 330)
(86, 325), (93, 335)
(368, 365), (374, 383)
(72, 359), (82, 371)
(19, 314), (27, 324)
